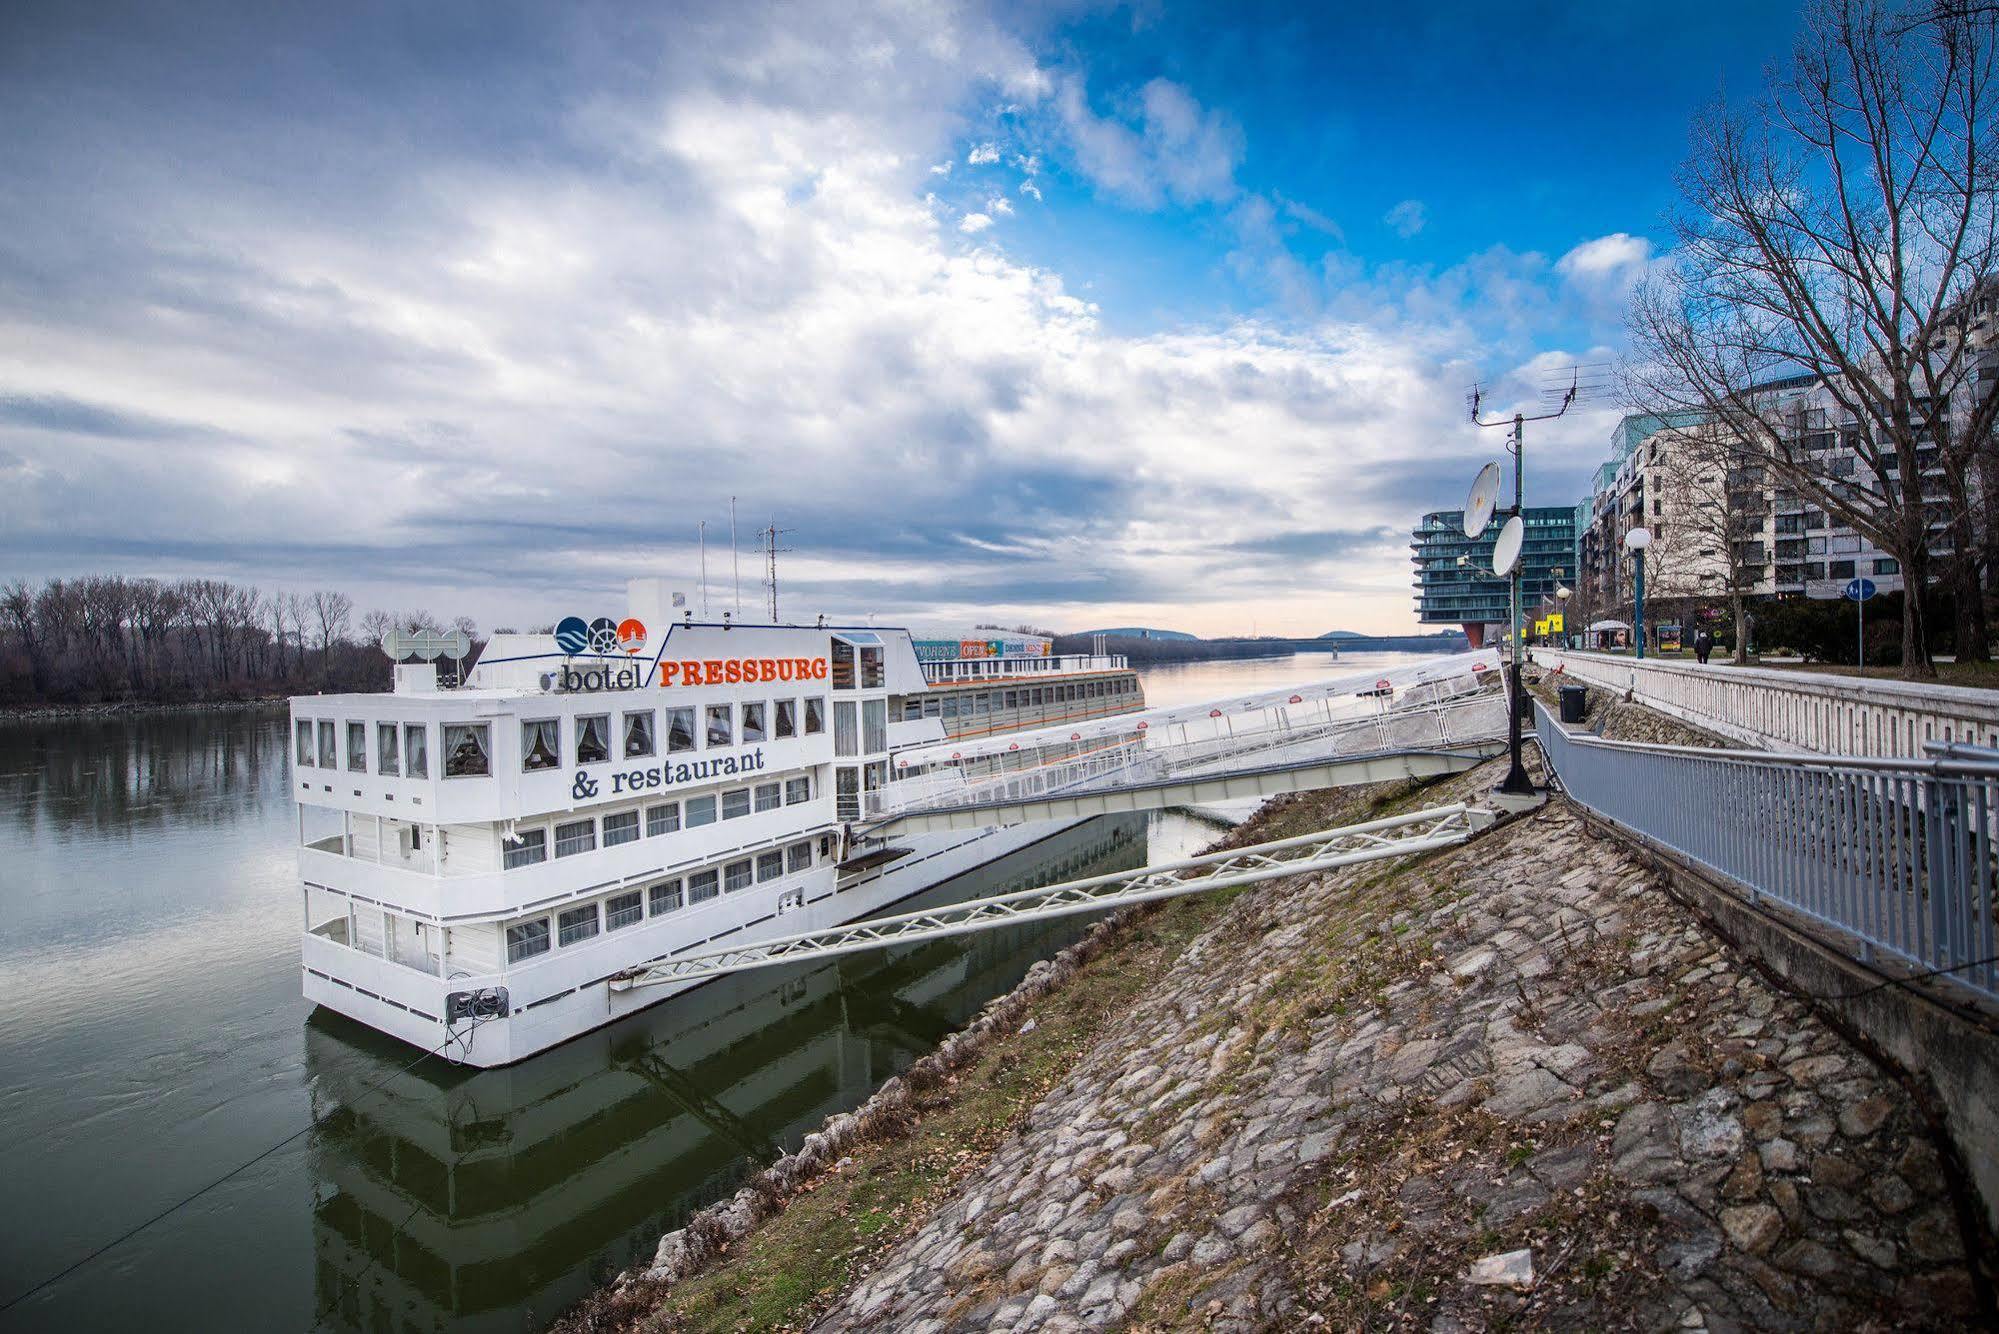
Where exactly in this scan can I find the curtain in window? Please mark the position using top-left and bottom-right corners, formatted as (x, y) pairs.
(347, 722), (367, 770)
(404, 724), (428, 778)
(377, 723), (400, 775)
(805, 697), (825, 734)
(774, 699), (796, 738)
(741, 702), (766, 743)
(296, 721), (313, 766)
(624, 711), (655, 757)
(666, 707), (697, 752)
(862, 699), (886, 753)
(576, 716), (609, 764)
(444, 724), (490, 776)
(706, 704), (733, 748)
(523, 719), (560, 771)
(834, 701), (858, 756)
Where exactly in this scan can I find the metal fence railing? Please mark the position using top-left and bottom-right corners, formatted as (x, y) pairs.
(1535, 704), (1999, 1003)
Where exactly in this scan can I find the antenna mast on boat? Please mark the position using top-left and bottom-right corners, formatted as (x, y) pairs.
(730, 496), (741, 618)
(760, 519), (794, 622)
(698, 521), (709, 617)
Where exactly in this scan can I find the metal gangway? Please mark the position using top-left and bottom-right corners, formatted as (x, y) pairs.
(864, 652), (1510, 834)
(610, 804), (1489, 992)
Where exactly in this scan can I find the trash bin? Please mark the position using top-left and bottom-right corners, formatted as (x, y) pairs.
(1559, 684), (1588, 724)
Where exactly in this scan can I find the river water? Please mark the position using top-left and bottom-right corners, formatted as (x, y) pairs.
(0, 649), (1423, 1332)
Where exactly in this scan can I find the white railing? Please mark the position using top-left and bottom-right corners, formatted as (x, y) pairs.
(919, 654), (1128, 684)
(1529, 647), (1999, 758)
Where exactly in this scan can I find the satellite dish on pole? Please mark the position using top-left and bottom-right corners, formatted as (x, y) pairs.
(381, 628), (473, 662)
(1463, 462), (1502, 539)
(1491, 515), (1525, 576)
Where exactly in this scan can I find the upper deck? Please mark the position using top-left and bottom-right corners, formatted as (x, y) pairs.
(290, 622), (914, 827)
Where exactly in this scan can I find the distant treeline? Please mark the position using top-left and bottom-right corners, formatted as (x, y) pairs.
(0, 575), (484, 707)
(1053, 634), (1296, 663)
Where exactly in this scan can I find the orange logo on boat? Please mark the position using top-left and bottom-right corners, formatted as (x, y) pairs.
(617, 618), (647, 655)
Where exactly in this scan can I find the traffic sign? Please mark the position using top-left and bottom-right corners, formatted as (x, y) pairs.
(1843, 577), (1877, 601)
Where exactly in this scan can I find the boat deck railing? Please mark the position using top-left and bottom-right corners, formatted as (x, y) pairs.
(919, 653), (1128, 685)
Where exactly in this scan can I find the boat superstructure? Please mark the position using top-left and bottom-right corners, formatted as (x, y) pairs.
(289, 580), (1143, 1067)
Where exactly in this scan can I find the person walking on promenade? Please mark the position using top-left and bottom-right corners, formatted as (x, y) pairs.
(1693, 628), (1714, 665)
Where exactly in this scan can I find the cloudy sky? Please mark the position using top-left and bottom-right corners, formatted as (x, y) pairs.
(0, 0), (1802, 636)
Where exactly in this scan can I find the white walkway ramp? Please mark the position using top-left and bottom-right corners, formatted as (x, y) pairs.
(611, 804), (1488, 991)
(865, 653), (1507, 834)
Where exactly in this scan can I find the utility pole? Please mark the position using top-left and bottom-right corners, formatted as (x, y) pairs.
(698, 521), (708, 618)
(1469, 366), (1603, 799)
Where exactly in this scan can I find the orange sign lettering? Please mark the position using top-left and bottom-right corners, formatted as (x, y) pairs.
(656, 657), (829, 688)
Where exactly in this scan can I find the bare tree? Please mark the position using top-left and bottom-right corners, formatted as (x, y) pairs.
(307, 590), (353, 683)
(1629, 0), (1999, 678)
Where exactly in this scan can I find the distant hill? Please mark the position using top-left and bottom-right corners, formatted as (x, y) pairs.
(1071, 626), (1198, 642)
(1318, 629), (1460, 642)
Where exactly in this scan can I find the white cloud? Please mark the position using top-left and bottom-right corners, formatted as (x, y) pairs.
(958, 211), (994, 232)
(1019, 180), (1042, 201)
(929, 160), (953, 176)
(967, 141), (1001, 165)
(1556, 231), (1651, 278)
(1383, 199), (1427, 238)
(988, 195), (1013, 215)
(1053, 76), (1241, 209)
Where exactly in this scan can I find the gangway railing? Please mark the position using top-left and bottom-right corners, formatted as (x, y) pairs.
(1535, 704), (1999, 1003)
(610, 804), (1490, 990)
(865, 693), (1507, 830)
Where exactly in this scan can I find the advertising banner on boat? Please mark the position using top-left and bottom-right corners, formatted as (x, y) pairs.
(913, 636), (1052, 662)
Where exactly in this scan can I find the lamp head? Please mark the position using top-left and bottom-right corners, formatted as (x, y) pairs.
(1624, 527), (1653, 551)
(1556, 586), (1572, 602)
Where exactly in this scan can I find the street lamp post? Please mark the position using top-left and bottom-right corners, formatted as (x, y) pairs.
(1625, 527), (1653, 659)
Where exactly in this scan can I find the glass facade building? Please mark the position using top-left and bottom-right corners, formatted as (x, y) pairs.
(1411, 507), (1578, 646)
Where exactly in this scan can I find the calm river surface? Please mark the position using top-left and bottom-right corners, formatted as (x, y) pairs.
(0, 649), (1426, 1332)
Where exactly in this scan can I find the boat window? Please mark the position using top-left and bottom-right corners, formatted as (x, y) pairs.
(506, 918), (551, 963)
(378, 723), (400, 776)
(1003, 691), (1017, 710)
(624, 711), (656, 758)
(443, 724), (491, 777)
(686, 794), (717, 827)
(786, 841), (812, 873)
(504, 828), (548, 869)
(665, 707), (697, 753)
(835, 766), (860, 821)
(602, 810), (640, 847)
(942, 696), (960, 720)
(830, 640), (855, 690)
(754, 781), (781, 812)
(706, 703), (733, 748)
(318, 720), (337, 767)
(864, 760), (886, 794)
(689, 869), (720, 902)
(804, 697), (825, 734)
(724, 859), (753, 892)
(558, 903), (600, 947)
(774, 699), (797, 738)
(785, 775), (811, 804)
(756, 850), (784, 882)
(605, 890), (643, 932)
(522, 719), (561, 772)
(742, 701), (766, 743)
(859, 646), (884, 689)
(721, 788), (751, 819)
(646, 802), (680, 836)
(862, 699), (886, 753)
(576, 714), (610, 765)
(833, 701), (858, 757)
(554, 818), (596, 857)
(649, 879), (683, 915)
(404, 724), (429, 778)
(347, 722), (368, 772)
(295, 720), (314, 766)
(902, 700), (922, 721)
(923, 698), (941, 718)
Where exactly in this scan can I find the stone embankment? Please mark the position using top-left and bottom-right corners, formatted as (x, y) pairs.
(565, 749), (1992, 1331)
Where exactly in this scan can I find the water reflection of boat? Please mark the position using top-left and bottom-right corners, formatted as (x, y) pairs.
(304, 812), (1149, 1332)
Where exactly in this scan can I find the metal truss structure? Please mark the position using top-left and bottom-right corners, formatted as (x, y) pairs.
(609, 803), (1489, 991)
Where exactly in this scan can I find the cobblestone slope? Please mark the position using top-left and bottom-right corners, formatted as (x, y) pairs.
(812, 795), (1980, 1331)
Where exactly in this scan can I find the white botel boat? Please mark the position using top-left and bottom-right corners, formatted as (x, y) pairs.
(289, 579), (1144, 1067)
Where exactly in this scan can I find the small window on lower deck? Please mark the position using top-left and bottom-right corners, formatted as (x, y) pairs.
(724, 859), (753, 892)
(605, 890), (643, 931)
(722, 788), (751, 819)
(689, 869), (720, 902)
(504, 828), (547, 869)
(786, 841), (813, 873)
(646, 802), (680, 836)
(649, 879), (684, 915)
(558, 903), (600, 946)
(555, 819), (596, 858)
(602, 810), (640, 847)
(785, 775), (811, 804)
(756, 850), (784, 882)
(507, 918), (551, 963)
(754, 781), (781, 812)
